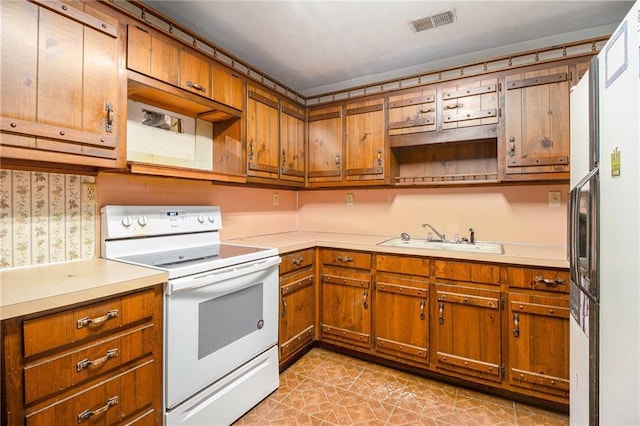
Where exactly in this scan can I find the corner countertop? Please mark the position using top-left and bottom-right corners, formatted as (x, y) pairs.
(227, 231), (569, 269)
(0, 258), (168, 321)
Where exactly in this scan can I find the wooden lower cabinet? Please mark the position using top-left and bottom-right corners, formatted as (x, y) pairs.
(432, 282), (502, 383)
(373, 254), (430, 367)
(507, 292), (570, 402)
(279, 249), (316, 367)
(1, 286), (163, 426)
(320, 250), (372, 349)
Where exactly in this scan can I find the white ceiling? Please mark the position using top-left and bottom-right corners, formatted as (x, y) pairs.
(142, 0), (633, 97)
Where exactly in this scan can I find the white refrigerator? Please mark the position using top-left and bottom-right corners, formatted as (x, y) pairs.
(569, 1), (640, 424)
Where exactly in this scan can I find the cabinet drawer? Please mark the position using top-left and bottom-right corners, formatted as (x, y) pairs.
(504, 266), (569, 293)
(376, 254), (429, 276)
(433, 260), (500, 285)
(25, 360), (155, 426)
(23, 290), (155, 357)
(280, 249), (315, 275)
(24, 324), (155, 404)
(321, 250), (371, 270)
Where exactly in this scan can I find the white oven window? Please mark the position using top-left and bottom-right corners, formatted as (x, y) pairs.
(198, 283), (264, 359)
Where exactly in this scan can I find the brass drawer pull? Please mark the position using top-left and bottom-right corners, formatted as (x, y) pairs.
(420, 299), (426, 320)
(513, 313), (520, 337)
(535, 276), (565, 286)
(363, 290), (369, 309)
(445, 103), (462, 109)
(281, 296), (287, 317)
(78, 396), (118, 423)
(77, 309), (118, 329)
(336, 256), (354, 262)
(76, 348), (118, 372)
(186, 81), (206, 92)
(105, 102), (114, 133)
(291, 257), (304, 265)
(438, 302), (445, 324)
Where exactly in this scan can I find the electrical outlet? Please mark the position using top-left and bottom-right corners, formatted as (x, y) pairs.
(273, 193), (279, 206)
(549, 191), (561, 208)
(82, 182), (97, 203)
(346, 193), (354, 206)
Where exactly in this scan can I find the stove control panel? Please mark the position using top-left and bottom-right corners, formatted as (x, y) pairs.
(102, 205), (222, 239)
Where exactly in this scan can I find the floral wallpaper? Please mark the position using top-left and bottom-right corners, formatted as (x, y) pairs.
(0, 169), (97, 269)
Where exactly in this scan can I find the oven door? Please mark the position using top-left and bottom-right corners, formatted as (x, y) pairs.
(165, 255), (280, 409)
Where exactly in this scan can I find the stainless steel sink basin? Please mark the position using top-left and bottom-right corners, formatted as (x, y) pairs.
(379, 238), (503, 254)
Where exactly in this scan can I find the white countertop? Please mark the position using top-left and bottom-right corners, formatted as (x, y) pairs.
(228, 231), (569, 269)
(0, 258), (168, 320)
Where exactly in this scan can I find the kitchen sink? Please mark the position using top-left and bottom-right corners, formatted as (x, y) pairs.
(378, 238), (504, 254)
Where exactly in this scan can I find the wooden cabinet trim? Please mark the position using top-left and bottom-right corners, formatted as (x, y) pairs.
(389, 95), (435, 108)
(389, 117), (435, 130)
(510, 368), (570, 392)
(281, 276), (314, 296)
(248, 90), (279, 109)
(308, 111), (341, 121)
(321, 325), (370, 346)
(443, 108), (498, 123)
(507, 156), (569, 167)
(506, 73), (568, 90)
(345, 103), (384, 115)
(1, 117), (117, 149)
(376, 337), (428, 359)
(436, 290), (500, 309)
(377, 282), (428, 298)
(32, 0), (118, 37)
(443, 84), (497, 100)
(436, 352), (501, 379)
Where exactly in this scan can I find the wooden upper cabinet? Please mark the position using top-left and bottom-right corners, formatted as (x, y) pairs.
(179, 49), (211, 96)
(508, 292), (570, 401)
(280, 100), (306, 183)
(212, 62), (245, 111)
(504, 63), (573, 179)
(441, 78), (499, 130)
(0, 1), (119, 167)
(246, 85), (280, 179)
(345, 98), (387, 182)
(388, 89), (437, 136)
(307, 105), (344, 185)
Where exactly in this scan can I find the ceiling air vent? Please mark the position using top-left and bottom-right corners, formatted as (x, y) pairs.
(410, 9), (456, 33)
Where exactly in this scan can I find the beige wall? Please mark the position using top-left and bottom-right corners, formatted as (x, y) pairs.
(298, 185), (569, 246)
(97, 173), (298, 240)
(98, 173), (568, 247)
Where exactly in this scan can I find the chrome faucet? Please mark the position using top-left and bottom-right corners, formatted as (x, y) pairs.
(422, 223), (446, 242)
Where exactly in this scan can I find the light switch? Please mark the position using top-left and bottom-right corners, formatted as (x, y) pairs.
(549, 191), (561, 208)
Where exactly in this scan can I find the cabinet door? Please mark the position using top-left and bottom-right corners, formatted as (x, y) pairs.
(179, 49), (211, 96)
(441, 78), (499, 130)
(504, 64), (571, 178)
(433, 283), (502, 382)
(212, 62), (244, 111)
(508, 293), (570, 399)
(307, 106), (344, 185)
(321, 265), (371, 349)
(388, 89), (436, 136)
(246, 86), (280, 179)
(1, 1), (119, 166)
(345, 99), (386, 182)
(375, 273), (429, 366)
(279, 267), (315, 364)
(280, 101), (306, 183)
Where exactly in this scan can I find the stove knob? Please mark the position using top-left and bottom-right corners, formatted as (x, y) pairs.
(121, 216), (133, 228)
(208, 214), (216, 223)
(138, 216), (148, 227)
(197, 214), (205, 224)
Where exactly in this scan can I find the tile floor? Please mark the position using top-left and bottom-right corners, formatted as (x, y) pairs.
(234, 348), (569, 426)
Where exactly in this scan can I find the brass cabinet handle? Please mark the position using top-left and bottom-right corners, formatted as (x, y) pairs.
(508, 137), (516, 157)
(420, 299), (426, 320)
(535, 276), (566, 286)
(438, 302), (444, 324)
(445, 103), (462, 109)
(77, 310), (118, 329)
(363, 290), (369, 309)
(336, 256), (353, 262)
(248, 140), (254, 160)
(76, 348), (118, 372)
(78, 396), (118, 423)
(513, 313), (520, 337)
(291, 258), (304, 265)
(377, 148), (382, 166)
(281, 149), (286, 166)
(105, 103), (114, 133)
(419, 108), (435, 114)
(335, 153), (341, 168)
(186, 81), (206, 92)
(281, 296), (287, 317)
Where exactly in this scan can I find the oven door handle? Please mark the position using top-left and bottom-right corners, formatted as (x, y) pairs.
(168, 256), (282, 294)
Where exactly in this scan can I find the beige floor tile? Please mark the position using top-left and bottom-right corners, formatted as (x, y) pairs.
(236, 348), (569, 426)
